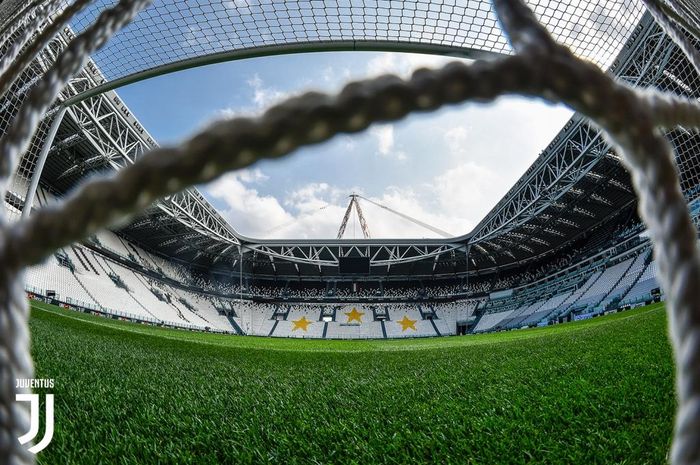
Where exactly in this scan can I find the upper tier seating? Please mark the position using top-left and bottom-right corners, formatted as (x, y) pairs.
(18, 187), (663, 338)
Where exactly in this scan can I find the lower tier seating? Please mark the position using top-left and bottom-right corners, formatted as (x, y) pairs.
(23, 218), (661, 338)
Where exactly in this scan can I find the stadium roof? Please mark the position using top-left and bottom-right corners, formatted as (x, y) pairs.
(11, 1), (693, 277)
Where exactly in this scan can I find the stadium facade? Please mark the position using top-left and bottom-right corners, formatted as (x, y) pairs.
(2, 1), (698, 338)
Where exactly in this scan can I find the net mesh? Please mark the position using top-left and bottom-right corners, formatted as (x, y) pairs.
(612, 24), (700, 210)
(67, 0), (644, 90)
(656, 40), (700, 208)
(1, 1), (700, 464)
(0, 22), (54, 222)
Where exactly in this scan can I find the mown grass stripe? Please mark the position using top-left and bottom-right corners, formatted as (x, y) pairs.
(28, 301), (674, 464)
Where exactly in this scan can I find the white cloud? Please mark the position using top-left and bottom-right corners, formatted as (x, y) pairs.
(200, 74), (295, 129)
(277, 183), (448, 240)
(206, 174), (346, 239)
(369, 124), (407, 160)
(360, 187), (464, 238)
(205, 97), (573, 239)
(370, 124), (394, 156)
(247, 73), (291, 110)
(207, 168), (490, 239)
(275, 183), (348, 239)
(365, 53), (459, 79)
(338, 135), (357, 153)
(286, 183), (334, 212)
(432, 162), (503, 227)
(321, 65), (351, 84)
(236, 168), (268, 184)
(195, 52), (575, 240)
(443, 126), (470, 158)
(206, 171), (292, 238)
(209, 52), (469, 129)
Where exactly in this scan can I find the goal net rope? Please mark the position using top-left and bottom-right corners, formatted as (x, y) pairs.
(1, 0), (699, 463)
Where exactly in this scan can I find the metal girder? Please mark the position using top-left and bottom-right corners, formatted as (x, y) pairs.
(353, 196), (372, 239)
(157, 191), (239, 245)
(468, 14), (675, 247)
(470, 120), (608, 243)
(247, 243), (463, 268)
(337, 194), (371, 239)
(63, 41), (508, 107)
(46, 31), (241, 250)
(336, 197), (356, 239)
(14, 13), (689, 275)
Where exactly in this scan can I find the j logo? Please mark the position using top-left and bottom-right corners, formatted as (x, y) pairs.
(16, 393), (54, 454)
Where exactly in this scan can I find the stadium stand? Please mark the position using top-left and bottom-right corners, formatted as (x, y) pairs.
(599, 251), (649, 310)
(24, 251), (97, 306)
(570, 257), (635, 311)
(622, 259), (660, 307)
(11, 8), (688, 339)
(22, 206), (664, 338)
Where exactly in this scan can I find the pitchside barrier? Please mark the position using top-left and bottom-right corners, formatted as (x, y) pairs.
(0, 0), (700, 464)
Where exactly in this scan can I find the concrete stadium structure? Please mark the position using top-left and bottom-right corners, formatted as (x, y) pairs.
(1, 1), (697, 338)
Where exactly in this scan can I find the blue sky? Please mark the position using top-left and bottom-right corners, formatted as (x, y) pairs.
(115, 50), (574, 239)
(69, 0), (645, 239)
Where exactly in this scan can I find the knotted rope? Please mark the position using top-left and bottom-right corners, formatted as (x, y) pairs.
(1, 0), (700, 463)
(0, 0), (154, 463)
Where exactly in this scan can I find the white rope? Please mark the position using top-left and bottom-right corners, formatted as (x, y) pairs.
(0, 0), (699, 463)
(0, 0), (93, 101)
(497, 2), (700, 461)
(0, 0), (60, 77)
(642, 0), (700, 76)
(643, 90), (700, 130)
(667, 0), (700, 39)
(0, 1), (44, 50)
(0, 0), (153, 191)
(0, 0), (152, 463)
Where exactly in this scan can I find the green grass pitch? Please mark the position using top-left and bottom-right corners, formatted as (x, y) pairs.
(29, 300), (674, 464)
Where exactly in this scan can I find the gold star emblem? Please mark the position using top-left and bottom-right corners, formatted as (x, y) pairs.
(398, 315), (417, 332)
(292, 316), (312, 332)
(345, 307), (365, 323)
